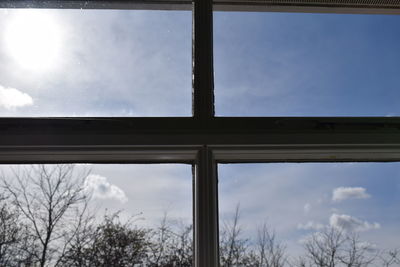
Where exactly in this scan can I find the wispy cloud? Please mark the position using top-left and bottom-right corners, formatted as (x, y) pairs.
(329, 213), (380, 232)
(297, 221), (324, 231)
(84, 174), (128, 203)
(0, 85), (33, 109)
(303, 203), (311, 213)
(332, 187), (370, 202)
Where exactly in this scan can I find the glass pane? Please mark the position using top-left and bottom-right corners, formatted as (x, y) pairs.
(214, 12), (400, 116)
(219, 163), (400, 266)
(0, 164), (193, 266)
(0, 9), (191, 116)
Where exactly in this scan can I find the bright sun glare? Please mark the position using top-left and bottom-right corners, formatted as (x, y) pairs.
(4, 10), (62, 72)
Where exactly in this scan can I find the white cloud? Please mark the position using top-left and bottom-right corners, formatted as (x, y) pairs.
(332, 187), (370, 202)
(297, 221), (324, 231)
(329, 214), (380, 232)
(84, 174), (128, 203)
(0, 85), (33, 109)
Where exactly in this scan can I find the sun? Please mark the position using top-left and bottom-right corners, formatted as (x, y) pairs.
(4, 10), (62, 72)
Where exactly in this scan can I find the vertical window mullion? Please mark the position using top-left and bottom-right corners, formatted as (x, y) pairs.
(192, 0), (215, 119)
(194, 147), (219, 267)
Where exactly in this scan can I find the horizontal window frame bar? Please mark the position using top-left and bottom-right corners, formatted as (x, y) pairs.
(0, 145), (199, 164)
(213, 0), (400, 14)
(0, 0), (192, 10)
(1, 144), (400, 164)
(212, 144), (400, 162)
(2, 116), (400, 162)
(1, 117), (400, 146)
(1, 0), (400, 14)
(2, 116), (400, 131)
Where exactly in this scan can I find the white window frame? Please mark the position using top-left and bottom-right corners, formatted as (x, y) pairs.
(1, 1), (400, 266)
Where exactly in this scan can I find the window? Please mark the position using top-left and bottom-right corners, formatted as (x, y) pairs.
(219, 163), (400, 266)
(0, 164), (192, 266)
(214, 12), (400, 116)
(1, 1), (400, 267)
(0, 9), (191, 116)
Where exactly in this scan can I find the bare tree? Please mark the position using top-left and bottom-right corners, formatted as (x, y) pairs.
(1, 164), (397, 267)
(166, 221), (193, 266)
(291, 256), (312, 267)
(1, 164), (90, 267)
(220, 204), (250, 267)
(0, 195), (33, 266)
(219, 204), (289, 267)
(380, 249), (400, 267)
(147, 213), (173, 266)
(55, 201), (95, 267)
(301, 227), (380, 267)
(75, 212), (149, 267)
(303, 227), (346, 267)
(0, 199), (19, 266)
(147, 213), (193, 266)
(251, 223), (287, 267)
(338, 233), (376, 267)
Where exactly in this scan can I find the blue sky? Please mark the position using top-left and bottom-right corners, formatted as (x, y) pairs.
(82, 164), (193, 227)
(1, 10), (400, 116)
(1, 162), (398, 262)
(219, 163), (400, 257)
(214, 12), (400, 116)
(0, 164), (193, 228)
(0, 9), (191, 116)
(0, 8), (399, 264)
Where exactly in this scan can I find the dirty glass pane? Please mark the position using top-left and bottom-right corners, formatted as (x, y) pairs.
(0, 9), (191, 116)
(0, 164), (193, 265)
(214, 12), (400, 116)
(218, 163), (400, 266)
